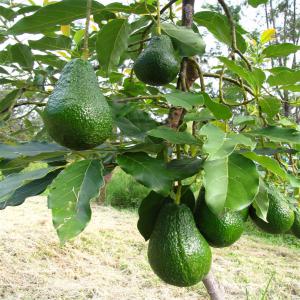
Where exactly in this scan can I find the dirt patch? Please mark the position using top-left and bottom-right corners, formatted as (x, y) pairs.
(0, 197), (299, 300)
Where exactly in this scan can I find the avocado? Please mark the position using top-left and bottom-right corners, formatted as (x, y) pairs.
(291, 210), (300, 238)
(133, 35), (180, 86)
(43, 58), (113, 150)
(195, 191), (244, 248)
(249, 194), (294, 234)
(239, 207), (249, 222)
(148, 203), (211, 287)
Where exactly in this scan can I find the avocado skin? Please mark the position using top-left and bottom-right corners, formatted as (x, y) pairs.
(133, 35), (180, 86)
(291, 210), (300, 238)
(239, 207), (249, 222)
(195, 197), (244, 248)
(250, 195), (294, 234)
(148, 203), (211, 287)
(43, 58), (113, 150)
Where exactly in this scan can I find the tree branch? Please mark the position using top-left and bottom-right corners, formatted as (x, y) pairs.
(203, 271), (225, 300)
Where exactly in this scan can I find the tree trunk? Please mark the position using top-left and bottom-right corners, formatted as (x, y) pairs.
(203, 271), (225, 300)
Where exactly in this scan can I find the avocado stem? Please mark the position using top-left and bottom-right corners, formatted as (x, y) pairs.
(175, 182), (182, 205)
(156, 0), (161, 35)
(82, 0), (92, 60)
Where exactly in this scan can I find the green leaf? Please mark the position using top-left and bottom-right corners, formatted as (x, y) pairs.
(161, 23), (206, 56)
(241, 151), (287, 179)
(248, 0), (268, 7)
(116, 152), (173, 196)
(267, 70), (300, 86)
(8, 0), (105, 35)
(203, 93), (232, 120)
(252, 179), (269, 222)
(184, 109), (214, 122)
(48, 160), (104, 243)
(281, 84), (300, 92)
(166, 158), (203, 180)
(29, 35), (72, 51)
(0, 89), (22, 113)
(248, 126), (300, 144)
(199, 123), (256, 160)
(263, 43), (300, 58)
(194, 11), (246, 53)
(35, 54), (67, 69)
(9, 43), (34, 70)
(16, 5), (41, 15)
(147, 126), (198, 145)
(96, 19), (130, 75)
(203, 153), (259, 214)
(233, 115), (256, 126)
(0, 142), (67, 159)
(259, 97), (281, 118)
(0, 169), (61, 210)
(164, 91), (204, 110)
(137, 191), (166, 241)
(0, 5), (15, 20)
(0, 167), (57, 205)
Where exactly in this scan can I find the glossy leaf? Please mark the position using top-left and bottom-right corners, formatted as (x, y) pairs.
(249, 0), (268, 8)
(259, 97), (281, 117)
(252, 179), (270, 222)
(166, 158), (203, 180)
(9, 44), (34, 70)
(161, 23), (206, 56)
(203, 153), (259, 214)
(164, 91), (204, 110)
(267, 70), (300, 86)
(203, 93), (232, 120)
(29, 35), (72, 51)
(116, 152), (173, 196)
(194, 11), (246, 53)
(48, 160), (104, 243)
(0, 89), (22, 113)
(0, 5), (15, 20)
(263, 43), (300, 58)
(147, 126), (198, 145)
(96, 19), (130, 75)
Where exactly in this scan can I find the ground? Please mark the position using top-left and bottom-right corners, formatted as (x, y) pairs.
(0, 196), (299, 300)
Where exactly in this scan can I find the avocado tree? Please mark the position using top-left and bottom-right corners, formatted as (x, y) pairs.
(0, 0), (299, 298)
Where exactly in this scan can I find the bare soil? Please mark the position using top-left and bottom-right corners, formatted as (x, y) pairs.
(0, 196), (299, 300)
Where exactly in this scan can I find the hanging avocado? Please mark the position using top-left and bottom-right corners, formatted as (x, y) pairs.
(43, 58), (113, 150)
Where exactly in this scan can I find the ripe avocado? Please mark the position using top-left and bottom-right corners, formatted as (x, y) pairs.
(43, 58), (113, 150)
(291, 210), (300, 238)
(148, 203), (211, 287)
(133, 35), (180, 86)
(249, 194), (294, 234)
(195, 191), (244, 248)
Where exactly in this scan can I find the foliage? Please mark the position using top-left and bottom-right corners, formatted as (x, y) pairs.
(0, 0), (299, 249)
(105, 167), (149, 209)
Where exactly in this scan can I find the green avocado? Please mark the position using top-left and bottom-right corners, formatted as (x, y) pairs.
(43, 58), (113, 150)
(194, 192), (245, 248)
(148, 203), (211, 287)
(291, 209), (300, 238)
(239, 207), (249, 222)
(250, 195), (294, 234)
(133, 35), (180, 86)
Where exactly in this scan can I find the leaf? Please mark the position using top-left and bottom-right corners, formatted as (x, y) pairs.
(249, 0), (268, 8)
(248, 126), (300, 144)
(203, 92), (232, 120)
(203, 153), (259, 214)
(184, 109), (214, 122)
(48, 160), (104, 243)
(259, 97), (281, 117)
(147, 126), (198, 145)
(260, 28), (276, 44)
(194, 11), (246, 53)
(233, 115), (256, 126)
(166, 158), (203, 180)
(0, 5), (15, 20)
(35, 54), (67, 69)
(0, 142), (67, 159)
(0, 167), (57, 205)
(29, 35), (72, 51)
(73, 29), (85, 45)
(9, 43), (34, 70)
(164, 91), (204, 110)
(263, 43), (300, 58)
(199, 123), (256, 160)
(61, 24), (70, 36)
(281, 84), (300, 92)
(96, 19), (130, 75)
(241, 151), (287, 179)
(116, 152), (173, 196)
(267, 70), (300, 86)
(0, 89), (22, 113)
(8, 0), (105, 35)
(137, 191), (166, 241)
(252, 179), (270, 222)
(161, 22), (206, 56)
(0, 169), (61, 210)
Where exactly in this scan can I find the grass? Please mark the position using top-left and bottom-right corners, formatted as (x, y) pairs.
(0, 196), (299, 300)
